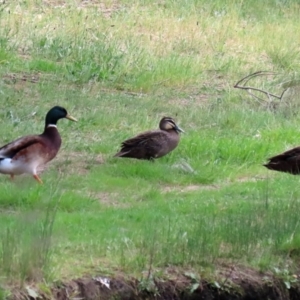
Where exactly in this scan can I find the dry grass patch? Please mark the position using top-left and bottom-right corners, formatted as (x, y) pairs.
(2, 72), (40, 85)
(162, 184), (219, 194)
(43, 151), (104, 177)
(93, 192), (128, 208)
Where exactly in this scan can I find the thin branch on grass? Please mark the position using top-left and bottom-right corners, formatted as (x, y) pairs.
(221, 266), (235, 289)
(265, 175), (269, 210)
(124, 91), (147, 97)
(146, 236), (155, 282)
(234, 71), (289, 106)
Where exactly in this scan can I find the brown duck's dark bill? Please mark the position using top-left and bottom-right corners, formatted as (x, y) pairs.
(175, 125), (184, 133)
(66, 114), (78, 122)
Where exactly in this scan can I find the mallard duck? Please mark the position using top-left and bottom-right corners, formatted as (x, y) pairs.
(0, 106), (77, 183)
(264, 146), (300, 174)
(114, 117), (184, 160)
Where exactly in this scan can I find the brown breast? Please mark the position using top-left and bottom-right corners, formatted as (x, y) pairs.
(40, 126), (62, 162)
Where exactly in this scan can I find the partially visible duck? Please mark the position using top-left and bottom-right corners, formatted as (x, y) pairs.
(0, 106), (77, 183)
(264, 146), (300, 175)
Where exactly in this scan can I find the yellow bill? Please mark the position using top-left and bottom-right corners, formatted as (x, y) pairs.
(66, 114), (78, 122)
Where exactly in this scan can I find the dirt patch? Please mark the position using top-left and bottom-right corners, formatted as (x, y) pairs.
(93, 191), (129, 208)
(162, 176), (267, 194)
(2, 72), (40, 92)
(48, 151), (104, 176)
(235, 176), (267, 183)
(34, 151), (104, 183)
(42, 0), (121, 18)
(2, 73), (40, 84)
(162, 184), (219, 193)
(8, 265), (300, 300)
(167, 93), (211, 108)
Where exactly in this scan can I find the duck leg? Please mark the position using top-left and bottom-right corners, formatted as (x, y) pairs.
(33, 174), (43, 184)
(10, 174), (14, 180)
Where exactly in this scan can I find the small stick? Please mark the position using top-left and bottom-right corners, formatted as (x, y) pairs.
(234, 71), (288, 105)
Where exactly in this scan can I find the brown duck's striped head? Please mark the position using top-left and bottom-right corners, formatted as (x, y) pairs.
(45, 106), (77, 127)
(159, 117), (184, 133)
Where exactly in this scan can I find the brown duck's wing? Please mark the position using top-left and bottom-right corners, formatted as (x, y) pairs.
(264, 146), (300, 174)
(121, 130), (163, 147)
(115, 130), (167, 159)
(267, 147), (300, 162)
(0, 135), (48, 160)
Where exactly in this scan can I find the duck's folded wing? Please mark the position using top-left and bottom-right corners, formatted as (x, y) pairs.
(120, 130), (164, 149)
(0, 135), (44, 160)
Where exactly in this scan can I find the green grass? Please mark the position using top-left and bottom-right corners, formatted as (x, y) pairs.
(1, 0), (300, 290)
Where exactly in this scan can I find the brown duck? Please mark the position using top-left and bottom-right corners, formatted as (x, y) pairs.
(0, 106), (77, 183)
(114, 117), (184, 160)
(264, 146), (300, 174)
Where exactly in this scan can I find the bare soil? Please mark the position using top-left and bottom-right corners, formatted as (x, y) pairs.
(9, 265), (300, 300)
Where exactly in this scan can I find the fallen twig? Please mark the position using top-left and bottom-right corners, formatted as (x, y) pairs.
(234, 71), (288, 107)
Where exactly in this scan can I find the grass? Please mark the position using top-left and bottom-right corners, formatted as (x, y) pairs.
(1, 0), (300, 291)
